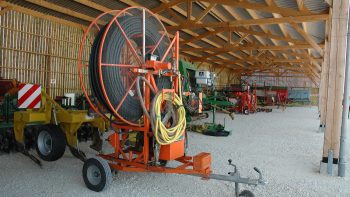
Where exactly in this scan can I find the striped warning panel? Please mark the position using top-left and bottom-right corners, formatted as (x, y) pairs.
(17, 83), (42, 109)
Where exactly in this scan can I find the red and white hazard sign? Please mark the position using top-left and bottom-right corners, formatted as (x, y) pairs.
(18, 83), (42, 109)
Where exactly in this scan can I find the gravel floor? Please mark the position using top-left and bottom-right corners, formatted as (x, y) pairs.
(1, 106), (349, 197)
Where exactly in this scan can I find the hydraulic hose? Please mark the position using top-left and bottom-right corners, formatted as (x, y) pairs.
(150, 91), (186, 145)
(136, 76), (156, 121)
(150, 77), (186, 145)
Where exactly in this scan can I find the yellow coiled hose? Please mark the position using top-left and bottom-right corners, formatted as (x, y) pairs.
(151, 92), (186, 145)
(150, 83), (186, 145)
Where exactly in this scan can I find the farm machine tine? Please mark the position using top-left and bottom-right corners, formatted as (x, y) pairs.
(68, 145), (87, 162)
(18, 144), (42, 167)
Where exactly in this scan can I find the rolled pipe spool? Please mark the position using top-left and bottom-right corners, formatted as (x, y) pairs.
(87, 8), (172, 125)
(78, 7), (185, 145)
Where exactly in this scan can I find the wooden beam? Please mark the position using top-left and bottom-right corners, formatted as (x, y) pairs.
(322, 0), (349, 159)
(168, 8), (185, 23)
(204, 58), (323, 64)
(0, 1), (85, 29)
(182, 44), (323, 52)
(282, 51), (322, 71)
(296, 0), (312, 13)
(217, 3), (287, 74)
(291, 22), (324, 56)
(158, 0), (318, 17)
(178, 26), (305, 45)
(187, 0), (192, 21)
(191, 33), (248, 61)
(73, 0), (110, 12)
(246, 74), (313, 78)
(319, 16), (331, 128)
(180, 28), (225, 45)
(0, 6), (11, 16)
(233, 27), (305, 44)
(243, 6), (303, 76)
(166, 14), (329, 30)
(152, 0), (186, 13)
(25, 0), (105, 25)
(161, 0), (251, 64)
(194, 3), (216, 23)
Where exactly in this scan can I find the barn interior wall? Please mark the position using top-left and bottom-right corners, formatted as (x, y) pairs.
(197, 63), (240, 87)
(0, 9), (91, 98)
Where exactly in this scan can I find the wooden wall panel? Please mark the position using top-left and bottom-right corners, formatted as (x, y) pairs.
(0, 8), (92, 98)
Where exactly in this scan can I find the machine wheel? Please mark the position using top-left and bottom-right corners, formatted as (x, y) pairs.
(243, 108), (249, 115)
(239, 190), (255, 197)
(83, 157), (112, 192)
(256, 108), (261, 112)
(36, 124), (66, 161)
(159, 159), (168, 167)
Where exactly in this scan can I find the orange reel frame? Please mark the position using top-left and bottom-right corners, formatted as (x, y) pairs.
(77, 7), (211, 177)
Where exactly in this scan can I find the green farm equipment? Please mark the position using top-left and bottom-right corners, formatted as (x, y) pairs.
(179, 60), (232, 137)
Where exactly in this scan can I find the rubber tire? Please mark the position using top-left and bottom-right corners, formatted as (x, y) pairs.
(243, 108), (249, 115)
(36, 124), (66, 161)
(256, 108), (261, 112)
(159, 159), (168, 167)
(83, 157), (112, 192)
(239, 190), (255, 197)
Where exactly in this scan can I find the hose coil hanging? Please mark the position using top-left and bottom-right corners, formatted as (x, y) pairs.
(150, 91), (186, 145)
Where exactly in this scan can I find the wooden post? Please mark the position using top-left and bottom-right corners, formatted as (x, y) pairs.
(45, 24), (52, 94)
(322, 0), (350, 165)
(319, 16), (331, 129)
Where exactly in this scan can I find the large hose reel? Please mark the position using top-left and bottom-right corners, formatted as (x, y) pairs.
(78, 8), (266, 196)
(78, 7), (185, 145)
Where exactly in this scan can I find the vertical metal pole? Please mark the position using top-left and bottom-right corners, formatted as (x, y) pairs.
(213, 91), (217, 124)
(142, 8), (146, 63)
(235, 182), (239, 197)
(338, 8), (350, 177)
(327, 149), (333, 175)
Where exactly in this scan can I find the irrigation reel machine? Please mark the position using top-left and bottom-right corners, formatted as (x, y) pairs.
(78, 7), (266, 196)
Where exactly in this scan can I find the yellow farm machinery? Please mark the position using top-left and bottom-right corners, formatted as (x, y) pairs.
(0, 78), (107, 165)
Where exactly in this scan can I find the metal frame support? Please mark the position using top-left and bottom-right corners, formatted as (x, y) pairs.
(338, 8), (350, 177)
(327, 149), (333, 175)
(142, 8), (146, 63)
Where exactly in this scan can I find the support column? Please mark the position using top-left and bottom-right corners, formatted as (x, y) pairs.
(319, 18), (331, 133)
(320, 0), (350, 176)
(338, 3), (350, 177)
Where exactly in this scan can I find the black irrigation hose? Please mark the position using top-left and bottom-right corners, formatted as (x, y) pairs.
(89, 15), (171, 123)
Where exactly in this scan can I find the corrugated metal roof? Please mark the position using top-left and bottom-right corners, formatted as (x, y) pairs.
(1, 0), (329, 80)
(274, 0), (299, 10)
(6, 0), (90, 26)
(304, 0), (329, 13)
(90, 0), (130, 10)
(46, 0), (102, 18)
